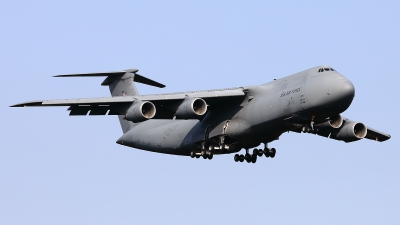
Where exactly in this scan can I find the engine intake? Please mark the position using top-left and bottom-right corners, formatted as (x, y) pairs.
(124, 101), (156, 122)
(315, 114), (343, 130)
(333, 122), (367, 142)
(175, 98), (207, 119)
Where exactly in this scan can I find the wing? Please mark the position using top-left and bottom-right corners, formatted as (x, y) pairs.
(364, 126), (391, 142)
(290, 117), (391, 142)
(331, 118), (391, 142)
(10, 87), (246, 118)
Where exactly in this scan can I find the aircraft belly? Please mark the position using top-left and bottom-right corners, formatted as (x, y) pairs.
(116, 119), (199, 155)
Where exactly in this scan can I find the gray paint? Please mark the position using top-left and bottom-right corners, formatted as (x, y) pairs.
(11, 66), (391, 158)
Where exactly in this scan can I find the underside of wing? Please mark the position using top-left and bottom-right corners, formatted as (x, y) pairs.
(364, 126), (391, 142)
(288, 117), (390, 142)
(10, 96), (135, 116)
(10, 87), (246, 118)
(136, 88), (246, 119)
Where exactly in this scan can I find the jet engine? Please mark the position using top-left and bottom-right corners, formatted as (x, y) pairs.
(332, 122), (367, 142)
(124, 101), (156, 122)
(175, 98), (207, 119)
(315, 114), (343, 130)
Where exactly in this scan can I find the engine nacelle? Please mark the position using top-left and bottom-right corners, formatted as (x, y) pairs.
(124, 101), (156, 123)
(333, 122), (367, 142)
(315, 114), (344, 130)
(175, 98), (207, 119)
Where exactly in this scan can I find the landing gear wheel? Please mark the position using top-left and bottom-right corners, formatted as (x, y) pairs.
(257, 149), (264, 157)
(269, 148), (276, 158)
(245, 153), (252, 163)
(264, 148), (270, 158)
(190, 152), (195, 158)
(234, 154), (240, 162)
(202, 153), (208, 159)
(251, 154), (257, 163)
(239, 154), (245, 162)
(208, 153), (213, 160)
(195, 155), (200, 158)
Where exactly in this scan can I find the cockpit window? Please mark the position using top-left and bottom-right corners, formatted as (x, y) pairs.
(318, 67), (336, 73)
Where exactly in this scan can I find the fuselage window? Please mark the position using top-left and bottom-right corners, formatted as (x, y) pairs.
(324, 68), (330, 71)
(330, 68), (335, 71)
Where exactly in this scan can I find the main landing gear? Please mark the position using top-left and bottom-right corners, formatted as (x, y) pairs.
(190, 149), (213, 160)
(234, 145), (276, 163)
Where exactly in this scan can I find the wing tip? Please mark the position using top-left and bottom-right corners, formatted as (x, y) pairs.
(10, 101), (44, 107)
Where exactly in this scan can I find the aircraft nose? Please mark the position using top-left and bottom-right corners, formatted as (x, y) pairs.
(328, 76), (355, 109)
(305, 73), (355, 113)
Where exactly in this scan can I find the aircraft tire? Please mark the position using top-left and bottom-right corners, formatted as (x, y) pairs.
(264, 148), (270, 157)
(257, 149), (264, 157)
(245, 153), (251, 162)
(195, 155), (200, 158)
(239, 154), (245, 162)
(269, 148), (276, 158)
(208, 153), (213, 160)
(251, 154), (257, 163)
(190, 152), (195, 158)
(234, 154), (240, 162)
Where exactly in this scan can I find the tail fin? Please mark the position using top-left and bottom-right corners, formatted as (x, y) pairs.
(54, 68), (165, 133)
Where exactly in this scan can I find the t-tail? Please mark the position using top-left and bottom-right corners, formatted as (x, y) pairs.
(54, 69), (165, 133)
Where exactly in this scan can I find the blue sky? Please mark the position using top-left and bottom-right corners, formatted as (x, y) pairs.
(1, 1), (399, 224)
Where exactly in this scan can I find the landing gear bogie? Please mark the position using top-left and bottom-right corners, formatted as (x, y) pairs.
(234, 145), (277, 163)
(190, 150), (214, 160)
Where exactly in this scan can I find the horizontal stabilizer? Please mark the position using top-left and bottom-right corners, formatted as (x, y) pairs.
(54, 71), (127, 77)
(54, 69), (165, 88)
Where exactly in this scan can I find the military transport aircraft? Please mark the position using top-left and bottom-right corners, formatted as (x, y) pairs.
(11, 66), (390, 163)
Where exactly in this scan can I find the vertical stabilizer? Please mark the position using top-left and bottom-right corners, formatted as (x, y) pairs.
(107, 70), (139, 97)
(105, 71), (139, 134)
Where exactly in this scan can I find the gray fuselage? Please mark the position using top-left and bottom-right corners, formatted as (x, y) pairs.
(117, 66), (355, 155)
